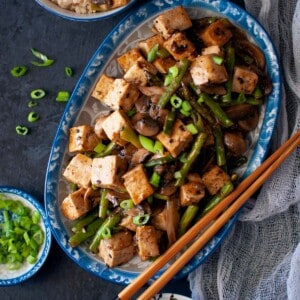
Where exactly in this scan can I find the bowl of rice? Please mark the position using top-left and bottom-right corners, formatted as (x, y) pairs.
(35, 0), (138, 21)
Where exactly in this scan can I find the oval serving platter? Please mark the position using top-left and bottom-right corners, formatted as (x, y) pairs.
(45, 0), (281, 285)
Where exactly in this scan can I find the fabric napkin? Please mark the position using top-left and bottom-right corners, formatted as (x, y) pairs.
(189, 0), (300, 299)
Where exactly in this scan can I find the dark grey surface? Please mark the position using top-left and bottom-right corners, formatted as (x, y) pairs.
(0, 1), (191, 299)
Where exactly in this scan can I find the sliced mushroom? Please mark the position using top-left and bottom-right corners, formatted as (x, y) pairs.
(238, 109), (259, 131)
(224, 131), (247, 156)
(133, 116), (161, 137)
(224, 104), (258, 122)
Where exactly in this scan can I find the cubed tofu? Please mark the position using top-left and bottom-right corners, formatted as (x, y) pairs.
(202, 165), (231, 195)
(138, 34), (165, 56)
(153, 56), (176, 74)
(156, 119), (193, 158)
(201, 45), (222, 56)
(101, 110), (134, 146)
(93, 114), (109, 140)
(122, 164), (154, 205)
(99, 78), (140, 112)
(180, 174), (206, 206)
(190, 54), (228, 86)
(63, 153), (92, 188)
(117, 48), (144, 73)
(199, 19), (233, 46)
(123, 57), (158, 86)
(135, 226), (160, 261)
(163, 32), (196, 61)
(61, 187), (90, 221)
(120, 215), (137, 232)
(91, 155), (126, 190)
(99, 231), (135, 268)
(92, 74), (114, 102)
(151, 207), (167, 231)
(232, 66), (259, 94)
(153, 6), (192, 39)
(69, 125), (100, 153)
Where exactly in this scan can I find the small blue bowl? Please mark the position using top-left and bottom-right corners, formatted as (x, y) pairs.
(0, 187), (52, 286)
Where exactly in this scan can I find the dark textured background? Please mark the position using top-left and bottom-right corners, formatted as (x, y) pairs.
(0, 0), (243, 299)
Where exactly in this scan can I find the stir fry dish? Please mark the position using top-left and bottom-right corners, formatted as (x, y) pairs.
(61, 6), (272, 268)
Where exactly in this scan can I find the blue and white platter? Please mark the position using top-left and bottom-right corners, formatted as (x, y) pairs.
(0, 187), (52, 286)
(45, 0), (281, 285)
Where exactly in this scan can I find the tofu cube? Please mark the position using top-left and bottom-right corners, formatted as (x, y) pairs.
(61, 187), (90, 221)
(63, 153), (92, 188)
(151, 207), (167, 231)
(122, 164), (154, 205)
(199, 19), (233, 46)
(117, 48), (144, 73)
(99, 231), (135, 268)
(101, 110), (133, 146)
(92, 74), (114, 102)
(98, 78), (140, 112)
(120, 215), (137, 232)
(190, 54), (228, 86)
(201, 45), (222, 56)
(202, 165), (231, 195)
(153, 56), (176, 74)
(163, 32), (196, 61)
(93, 114), (109, 140)
(138, 34), (165, 56)
(123, 57), (158, 86)
(157, 119), (193, 158)
(180, 180), (206, 206)
(69, 125), (100, 153)
(153, 6), (192, 39)
(232, 66), (259, 94)
(91, 155), (125, 190)
(136, 226), (160, 261)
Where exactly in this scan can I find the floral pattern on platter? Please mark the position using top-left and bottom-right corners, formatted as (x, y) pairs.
(45, 0), (281, 285)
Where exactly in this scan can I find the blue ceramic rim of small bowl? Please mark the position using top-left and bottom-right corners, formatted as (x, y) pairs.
(44, 0), (281, 285)
(34, 0), (138, 22)
(0, 186), (52, 286)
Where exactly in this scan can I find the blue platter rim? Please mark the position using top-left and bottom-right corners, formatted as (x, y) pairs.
(44, 0), (281, 285)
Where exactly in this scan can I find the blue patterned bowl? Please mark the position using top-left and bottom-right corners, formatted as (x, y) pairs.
(0, 187), (52, 286)
(45, 0), (281, 285)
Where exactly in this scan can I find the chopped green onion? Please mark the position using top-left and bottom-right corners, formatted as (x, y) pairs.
(170, 94), (183, 108)
(212, 55), (224, 65)
(65, 66), (73, 77)
(101, 226), (112, 239)
(186, 123), (198, 135)
(30, 89), (46, 99)
(164, 73), (173, 86)
(26, 254), (37, 264)
(169, 65), (179, 78)
(120, 199), (135, 210)
(156, 47), (170, 58)
(30, 48), (54, 67)
(147, 43), (159, 63)
(150, 172), (161, 187)
(253, 86), (263, 99)
(28, 100), (38, 108)
(94, 143), (106, 154)
(180, 108), (191, 117)
(16, 125), (29, 136)
(138, 135), (155, 153)
(132, 214), (150, 226)
(27, 111), (39, 122)
(153, 193), (170, 201)
(181, 100), (192, 112)
(10, 66), (28, 77)
(56, 91), (70, 102)
(153, 140), (164, 154)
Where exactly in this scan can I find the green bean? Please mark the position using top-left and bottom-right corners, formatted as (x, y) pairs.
(69, 218), (103, 247)
(163, 109), (176, 135)
(199, 181), (234, 218)
(198, 93), (234, 128)
(94, 142), (116, 158)
(189, 94), (215, 124)
(178, 205), (200, 237)
(99, 189), (109, 219)
(71, 207), (98, 233)
(213, 125), (226, 167)
(144, 155), (176, 168)
(222, 45), (235, 103)
(89, 213), (121, 252)
(175, 132), (207, 186)
(157, 59), (190, 108)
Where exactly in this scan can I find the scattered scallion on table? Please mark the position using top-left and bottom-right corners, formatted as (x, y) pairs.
(10, 66), (28, 77)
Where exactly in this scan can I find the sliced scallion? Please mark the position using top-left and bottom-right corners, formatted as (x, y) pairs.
(132, 214), (150, 226)
(30, 48), (54, 67)
(16, 125), (29, 136)
(30, 89), (46, 99)
(27, 112), (39, 122)
(10, 66), (28, 77)
(56, 91), (70, 102)
(28, 100), (38, 108)
(65, 66), (73, 77)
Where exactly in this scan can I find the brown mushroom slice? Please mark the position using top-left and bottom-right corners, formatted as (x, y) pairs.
(224, 104), (258, 121)
(224, 132), (247, 156)
(133, 116), (161, 137)
(238, 109), (260, 131)
(236, 39), (266, 70)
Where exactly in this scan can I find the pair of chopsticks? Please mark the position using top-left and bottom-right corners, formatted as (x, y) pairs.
(117, 130), (300, 300)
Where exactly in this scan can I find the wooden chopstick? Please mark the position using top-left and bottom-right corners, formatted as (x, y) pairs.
(117, 130), (300, 300)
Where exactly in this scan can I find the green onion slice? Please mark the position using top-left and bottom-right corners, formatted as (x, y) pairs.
(30, 89), (46, 99)
(150, 172), (161, 187)
(147, 43), (159, 63)
(56, 91), (70, 102)
(27, 112), (39, 122)
(120, 199), (135, 210)
(31, 48), (54, 67)
(28, 100), (38, 108)
(16, 125), (29, 136)
(186, 123), (198, 135)
(65, 66), (73, 77)
(133, 214), (150, 226)
(10, 66), (28, 77)
(138, 135), (155, 153)
(170, 94), (183, 108)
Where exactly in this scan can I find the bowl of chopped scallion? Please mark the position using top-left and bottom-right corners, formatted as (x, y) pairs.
(0, 187), (51, 286)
